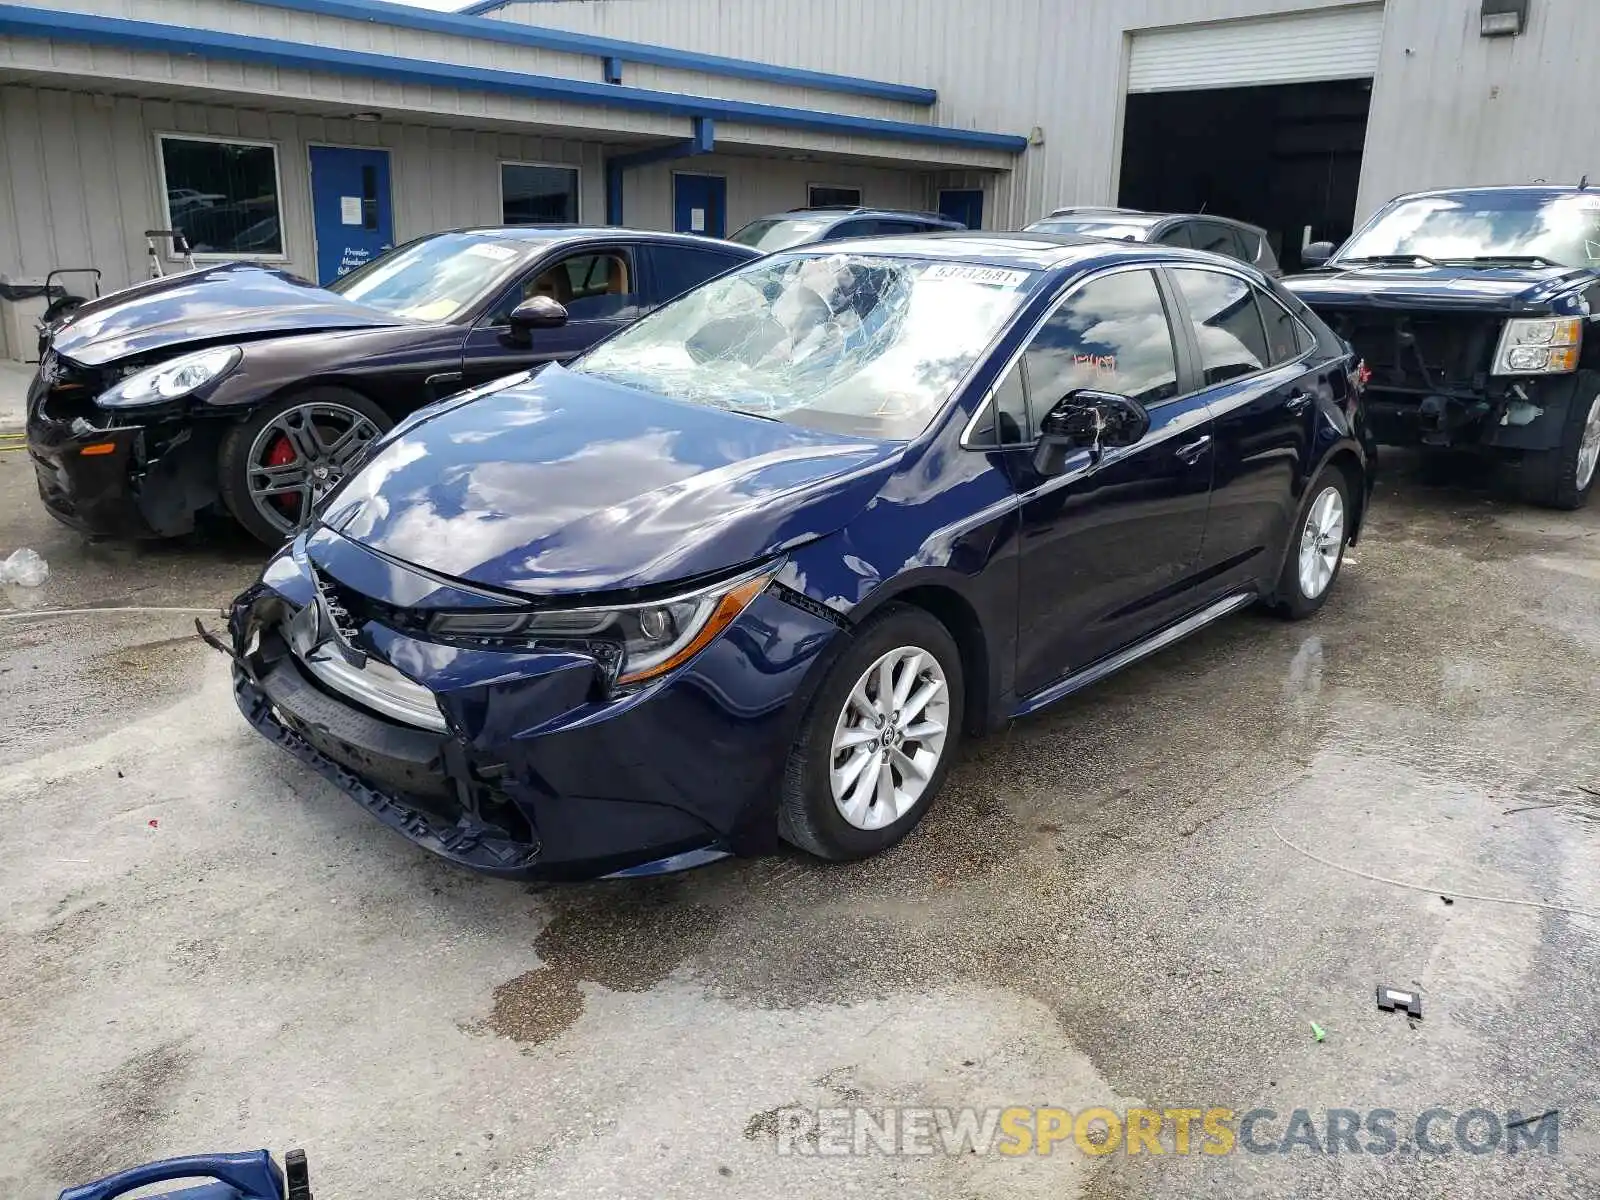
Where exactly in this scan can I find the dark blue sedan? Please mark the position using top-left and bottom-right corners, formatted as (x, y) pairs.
(226, 234), (1375, 879)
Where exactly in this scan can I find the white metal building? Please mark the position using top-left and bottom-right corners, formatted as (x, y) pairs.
(0, 0), (1593, 357)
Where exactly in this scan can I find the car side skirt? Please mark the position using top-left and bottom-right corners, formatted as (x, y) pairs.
(1010, 589), (1258, 719)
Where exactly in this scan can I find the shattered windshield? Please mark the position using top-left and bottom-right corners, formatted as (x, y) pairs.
(571, 253), (1038, 439)
(1338, 192), (1600, 268)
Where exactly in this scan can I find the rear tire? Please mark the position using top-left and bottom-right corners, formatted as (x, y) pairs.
(1519, 370), (1600, 511)
(1270, 464), (1352, 621)
(219, 386), (391, 546)
(778, 605), (964, 861)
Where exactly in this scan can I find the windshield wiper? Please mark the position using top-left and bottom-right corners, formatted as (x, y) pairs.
(1339, 253), (1443, 268)
(1441, 255), (1560, 268)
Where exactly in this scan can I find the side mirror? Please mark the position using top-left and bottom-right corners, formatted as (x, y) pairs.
(508, 295), (568, 337)
(1300, 241), (1336, 269)
(1032, 389), (1150, 476)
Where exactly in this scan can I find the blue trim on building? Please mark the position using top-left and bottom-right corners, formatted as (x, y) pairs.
(606, 116), (715, 225)
(246, 0), (939, 106)
(0, 6), (1025, 152)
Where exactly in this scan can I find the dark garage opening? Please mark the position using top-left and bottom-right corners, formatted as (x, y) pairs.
(1118, 79), (1371, 274)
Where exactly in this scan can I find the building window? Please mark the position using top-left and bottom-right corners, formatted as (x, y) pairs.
(158, 135), (284, 258)
(501, 163), (580, 225)
(808, 184), (862, 208)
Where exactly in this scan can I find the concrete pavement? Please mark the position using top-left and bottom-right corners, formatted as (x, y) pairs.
(1, 445), (1597, 1199)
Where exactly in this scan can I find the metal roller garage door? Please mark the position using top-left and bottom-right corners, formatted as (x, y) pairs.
(1128, 6), (1386, 93)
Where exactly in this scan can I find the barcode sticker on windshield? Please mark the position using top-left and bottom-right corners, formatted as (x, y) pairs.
(465, 242), (518, 262)
(925, 264), (1031, 287)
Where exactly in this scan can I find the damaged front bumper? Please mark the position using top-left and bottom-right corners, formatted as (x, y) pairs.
(227, 529), (843, 881)
(1363, 374), (1584, 451)
(24, 362), (220, 539)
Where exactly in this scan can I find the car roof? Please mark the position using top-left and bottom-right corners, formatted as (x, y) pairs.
(773, 230), (1243, 273)
(433, 225), (756, 252)
(1030, 212), (1166, 230)
(1386, 184), (1599, 204)
(763, 207), (963, 224)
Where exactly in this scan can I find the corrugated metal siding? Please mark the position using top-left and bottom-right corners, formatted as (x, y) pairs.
(508, 0), (1600, 226)
(0, 83), (607, 291)
(36, 0), (936, 124)
(1356, 0), (1600, 216)
(1127, 7), (1385, 92)
(492, 0), (1378, 227)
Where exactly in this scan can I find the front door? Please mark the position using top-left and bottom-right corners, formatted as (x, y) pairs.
(938, 188), (984, 230)
(673, 173), (726, 238)
(459, 244), (646, 389)
(309, 146), (394, 285)
(1005, 267), (1214, 699)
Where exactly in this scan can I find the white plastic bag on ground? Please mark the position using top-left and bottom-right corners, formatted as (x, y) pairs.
(0, 548), (48, 587)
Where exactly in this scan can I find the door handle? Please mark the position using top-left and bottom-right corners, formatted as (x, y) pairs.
(1174, 434), (1212, 465)
(1285, 390), (1315, 414)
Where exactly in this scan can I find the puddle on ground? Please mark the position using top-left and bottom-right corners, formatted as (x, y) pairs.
(483, 880), (720, 1046)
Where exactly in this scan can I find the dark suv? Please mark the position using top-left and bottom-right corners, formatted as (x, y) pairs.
(728, 206), (966, 252)
(1025, 208), (1281, 276)
(1286, 186), (1600, 509)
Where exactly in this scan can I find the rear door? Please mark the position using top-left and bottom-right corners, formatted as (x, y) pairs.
(998, 266), (1215, 697)
(1166, 266), (1321, 593)
(459, 243), (645, 388)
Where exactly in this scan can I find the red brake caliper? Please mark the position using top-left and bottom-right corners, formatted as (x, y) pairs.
(265, 434), (298, 514)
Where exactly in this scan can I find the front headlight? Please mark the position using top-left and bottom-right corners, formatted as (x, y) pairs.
(428, 563), (779, 687)
(1492, 318), (1582, 376)
(98, 345), (242, 408)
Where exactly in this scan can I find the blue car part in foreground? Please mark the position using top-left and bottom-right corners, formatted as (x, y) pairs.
(59, 1149), (305, 1200)
(228, 234), (1374, 880)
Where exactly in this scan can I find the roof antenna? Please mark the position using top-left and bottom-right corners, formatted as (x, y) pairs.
(1581, 174), (1591, 190)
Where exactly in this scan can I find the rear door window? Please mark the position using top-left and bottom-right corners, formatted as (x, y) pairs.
(1256, 289), (1311, 365)
(1191, 220), (1247, 262)
(1171, 267), (1270, 386)
(642, 244), (747, 304)
(828, 219), (875, 239)
(1154, 223), (1193, 248)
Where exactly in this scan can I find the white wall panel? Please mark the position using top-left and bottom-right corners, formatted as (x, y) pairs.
(38, 0), (933, 124)
(1356, 0), (1600, 216)
(0, 83), (609, 292)
(508, 0), (1600, 226)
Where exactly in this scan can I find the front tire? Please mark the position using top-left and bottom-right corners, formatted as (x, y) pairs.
(1271, 465), (1351, 621)
(1520, 370), (1600, 511)
(779, 605), (964, 861)
(218, 387), (390, 545)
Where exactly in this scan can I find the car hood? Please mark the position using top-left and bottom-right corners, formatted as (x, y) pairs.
(49, 263), (409, 367)
(317, 365), (905, 597)
(1284, 263), (1595, 313)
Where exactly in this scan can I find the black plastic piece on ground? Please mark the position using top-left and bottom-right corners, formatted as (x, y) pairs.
(1376, 985), (1423, 1019)
(284, 1149), (312, 1200)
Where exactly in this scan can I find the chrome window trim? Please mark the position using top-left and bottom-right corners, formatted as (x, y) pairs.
(961, 258), (1324, 449)
(960, 260), (1178, 450)
(1166, 263), (1319, 417)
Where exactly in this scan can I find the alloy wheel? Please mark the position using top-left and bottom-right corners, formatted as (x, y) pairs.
(1297, 485), (1345, 601)
(1576, 393), (1600, 492)
(829, 646), (950, 831)
(245, 402), (381, 535)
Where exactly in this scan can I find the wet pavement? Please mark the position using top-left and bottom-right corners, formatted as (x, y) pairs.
(1, 435), (1597, 1200)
